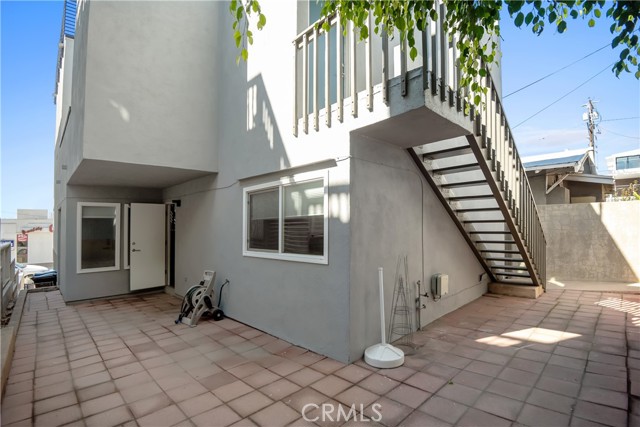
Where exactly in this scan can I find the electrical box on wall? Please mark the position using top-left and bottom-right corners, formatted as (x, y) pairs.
(431, 274), (449, 298)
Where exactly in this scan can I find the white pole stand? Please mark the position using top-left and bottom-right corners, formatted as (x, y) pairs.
(364, 267), (404, 368)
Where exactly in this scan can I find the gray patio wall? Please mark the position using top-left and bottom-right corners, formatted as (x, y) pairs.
(539, 201), (640, 283)
(348, 135), (489, 362)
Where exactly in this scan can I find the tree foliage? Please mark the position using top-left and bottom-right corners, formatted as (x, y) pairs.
(230, 0), (640, 103)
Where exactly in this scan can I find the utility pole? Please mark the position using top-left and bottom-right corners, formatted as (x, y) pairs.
(582, 98), (600, 171)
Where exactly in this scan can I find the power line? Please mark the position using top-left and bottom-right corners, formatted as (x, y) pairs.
(512, 63), (612, 129)
(601, 116), (640, 122)
(504, 43), (609, 99)
(600, 126), (640, 140)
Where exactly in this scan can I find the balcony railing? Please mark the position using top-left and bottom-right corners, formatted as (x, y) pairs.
(1, 243), (17, 322)
(54, 0), (77, 103)
(293, 6), (546, 286)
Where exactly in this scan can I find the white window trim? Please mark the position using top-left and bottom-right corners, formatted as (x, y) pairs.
(77, 202), (121, 274)
(243, 171), (329, 265)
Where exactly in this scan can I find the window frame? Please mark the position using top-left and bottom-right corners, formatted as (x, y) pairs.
(243, 171), (329, 264)
(76, 202), (121, 274)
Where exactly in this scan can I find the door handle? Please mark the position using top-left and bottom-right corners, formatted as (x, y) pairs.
(132, 249), (142, 252)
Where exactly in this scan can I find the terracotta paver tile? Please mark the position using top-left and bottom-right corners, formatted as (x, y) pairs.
(35, 363), (70, 378)
(191, 405), (241, 427)
(34, 391), (78, 415)
(573, 401), (628, 427)
(104, 355), (138, 369)
(358, 373), (400, 395)
(199, 371), (239, 391)
(473, 392), (523, 421)
(588, 351), (626, 366)
(476, 351), (511, 366)
(386, 384), (431, 409)
(6, 379), (33, 396)
(216, 355), (250, 371)
(269, 360), (305, 377)
(435, 382), (482, 406)
(451, 370), (493, 390)
(463, 360), (503, 377)
(157, 373), (198, 392)
(507, 357), (545, 375)
(120, 381), (163, 404)
(334, 385), (379, 408)
(84, 405), (134, 427)
(213, 380), (254, 402)
(485, 378), (531, 401)
(81, 391), (125, 417)
(579, 386), (628, 410)
(311, 374), (352, 397)
(71, 362), (106, 379)
(456, 407), (511, 427)
(165, 381), (209, 402)
(227, 390), (273, 417)
(34, 403), (82, 426)
(526, 388), (576, 415)
(286, 367), (325, 388)
(582, 372), (627, 392)
(535, 375), (581, 398)
(128, 392), (173, 418)
(259, 378), (301, 401)
(398, 410), (450, 427)
(73, 370), (112, 389)
(70, 355), (102, 369)
(514, 348), (551, 363)
(309, 358), (346, 375)
(115, 371), (154, 390)
(137, 404), (186, 427)
(497, 367), (540, 387)
(250, 401), (299, 427)
(282, 387), (328, 412)
(34, 379), (74, 401)
(360, 396), (409, 426)
(148, 363), (186, 380)
(379, 366), (415, 382)
(140, 354), (175, 370)
(2, 390), (34, 408)
(178, 392), (223, 417)
(418, 395), (468, 424)
(586, 361), (627, 378)
(333, 365), (373, 384)
(404, 371), (448, 393)
(227, 362), (263, 379)
(1, 402), (33, 425)
(8, 370), (34, 384)
(243, 370), (281, 389)
(108, 361), (145, 379)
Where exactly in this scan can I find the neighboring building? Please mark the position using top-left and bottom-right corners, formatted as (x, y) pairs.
(606, 148), (640, 192)
(522, 148), (613, 204)
(53, 0), (546, 362)
(1, 209), (54, 268)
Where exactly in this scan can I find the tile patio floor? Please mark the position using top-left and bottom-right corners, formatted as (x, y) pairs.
(1, 288), (639, 427)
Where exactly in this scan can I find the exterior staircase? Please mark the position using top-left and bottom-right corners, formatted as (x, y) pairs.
(293, 5), (546, 288)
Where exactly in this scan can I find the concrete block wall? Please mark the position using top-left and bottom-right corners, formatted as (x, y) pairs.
(539, 201), (640, 283)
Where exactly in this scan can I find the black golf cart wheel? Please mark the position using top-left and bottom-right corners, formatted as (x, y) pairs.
(211, 309), (224, 321)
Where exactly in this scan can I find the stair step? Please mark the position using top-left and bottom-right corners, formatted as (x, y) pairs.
(468, 231), (512, 234)
(475, 240), (515, 244)
(440, 180), (487, 189)
(447, 194), (494, 201)
(456, 207), (501, 213)
(494, 271), (532, 278)
(463, 219), (506, 224)
(491, 265), (529, 271)
(485, 257), (523, 262)
(432, 163), (479, 174)
(422, 146), (471, 159)
(480, 249), (521, 254)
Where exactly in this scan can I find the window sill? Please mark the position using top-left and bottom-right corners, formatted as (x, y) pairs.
(77, 265), (120, 274)
(243, 250), (328, 265)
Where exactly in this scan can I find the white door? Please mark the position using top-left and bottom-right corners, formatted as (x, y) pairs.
(130, 203), (165, 291)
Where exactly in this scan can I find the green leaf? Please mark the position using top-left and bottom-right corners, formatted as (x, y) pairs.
(241, 48), (248, 62)
(549, 11), (557, 22)
(525, 12), (533, 25)
(258, 13), (267, 30)
(410, 46), (418, 61)
(588, 18), (595, 27)
(251, 1), (259, 13)
(474, 94), (481, 105)
(514, 12), (524, 27)
(558, 20), (567, 33)
(594, 8), (601, 18)
(620, 48), (630, 60)
(234, 30), (242, 47)
(635, 70), (640, 79)
(229, 0), (237, 13)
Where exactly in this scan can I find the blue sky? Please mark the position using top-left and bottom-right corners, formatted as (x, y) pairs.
(1, 1), (639, 219)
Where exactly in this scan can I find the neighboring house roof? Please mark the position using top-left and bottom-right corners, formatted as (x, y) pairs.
(522, 148), (590, 172)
